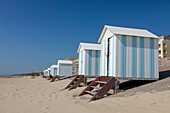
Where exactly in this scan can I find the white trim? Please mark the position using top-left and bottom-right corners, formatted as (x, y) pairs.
(98, 25), (159, 43)
(77, 43), (101, 53)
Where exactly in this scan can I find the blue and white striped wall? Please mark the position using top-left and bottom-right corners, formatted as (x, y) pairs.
(79, 50), (101, 76)
(100, 34), (159, 80)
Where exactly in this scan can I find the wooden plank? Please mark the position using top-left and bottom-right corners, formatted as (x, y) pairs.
(90, 77), (116, 101)
(90, 86), (99, 89)
(85, 91), (95, 96)
(68, 75), (85, 90)
(79, 77), (100, 96)
(95, 81), (107, 84)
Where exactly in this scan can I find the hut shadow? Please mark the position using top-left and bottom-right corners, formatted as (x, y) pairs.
(119, 70), (170, 91)
(119, 80), (155, 91)
(159, 70), (170, 80)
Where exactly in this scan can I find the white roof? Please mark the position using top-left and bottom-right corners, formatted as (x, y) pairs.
(43, 70), (47, 72)
(77, 42), (101, 53)
(98, 25), (159, 43)
(50, 65), (58, 68)
(57, 60), (73, 65)
(43, 69), (49, 72)
(48, 68), (51, 71)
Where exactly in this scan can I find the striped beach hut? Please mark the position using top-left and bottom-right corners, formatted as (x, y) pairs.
(98, 25), (159, 80)
(78, 43), (101, 76)
(57, 60), (73, 76)
(50, 65), (58, 76)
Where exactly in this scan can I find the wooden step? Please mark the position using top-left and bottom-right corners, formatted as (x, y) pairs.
(75, 77), (79, 80)
(79, 76), (116, 101)
(95, 81), (107, 84)
(90, 86), (100, 89)
(85, 91), (96, 96)
(69, 84), (73, 87)
(64, 75), (85, 90)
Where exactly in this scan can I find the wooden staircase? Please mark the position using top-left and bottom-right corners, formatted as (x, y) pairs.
(79, 76), (116, 101)
(65, 75), (85, 91)
(50, 76), (59, 82)
(42, 76), (51, 80)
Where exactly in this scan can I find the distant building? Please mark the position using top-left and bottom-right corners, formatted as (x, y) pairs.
(159, 36), (170, 58)
(64, 57), (77, 61)
(64, 57), (79, 75)
(72, 58), (79, 75)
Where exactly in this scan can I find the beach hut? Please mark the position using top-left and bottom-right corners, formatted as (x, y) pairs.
(50, 65), (58, 76)
(98, 25), (159, 80)
(47, 68), (51, 76)
(43, 69), (48, 76)
(57, 60), (73, 76)
(77, 43), (101, 76)
(43, 68), (51, 76)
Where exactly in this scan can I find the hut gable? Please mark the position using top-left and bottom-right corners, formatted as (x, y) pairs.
(78, 43), (101, 53)
(98, 25), (159, 43)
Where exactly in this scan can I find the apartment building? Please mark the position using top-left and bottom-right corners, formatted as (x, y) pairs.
(64, 57), (79, 75)
(72, 58), (79, 75)
(159, 36), (170, 58)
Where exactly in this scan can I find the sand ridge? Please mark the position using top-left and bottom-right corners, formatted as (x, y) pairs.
(0, 76), (170, 113)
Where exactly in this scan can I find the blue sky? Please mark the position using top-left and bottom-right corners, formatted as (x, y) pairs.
(0, 0), (170, 75)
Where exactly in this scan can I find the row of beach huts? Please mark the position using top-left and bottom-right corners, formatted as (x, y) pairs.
(42, 25), (159, 101)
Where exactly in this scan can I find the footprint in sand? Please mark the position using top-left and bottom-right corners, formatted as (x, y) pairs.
(72, 94), (78, 97)
(55, 95), (58, 98)
(167, 83), (170, 87)
(74, 100), (80, 104)
(38, 100), (42, 103)
(150, 102), (156, 105)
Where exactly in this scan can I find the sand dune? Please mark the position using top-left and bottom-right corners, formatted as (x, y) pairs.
(0, 76), (170, 113)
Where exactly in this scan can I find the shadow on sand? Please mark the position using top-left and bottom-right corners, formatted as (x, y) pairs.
(119, 70), (170, 91)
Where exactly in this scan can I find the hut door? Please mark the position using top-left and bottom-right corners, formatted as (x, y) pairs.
(107, 38), (111, 76)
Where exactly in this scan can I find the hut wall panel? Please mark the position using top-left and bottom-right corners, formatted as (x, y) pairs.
(126, 35), (132, 78)
(154, 39), (159, 78)
(100, 41), (104, 75)
(113, 35), (117, 77)
(86, 50), (101, 76)
(116, 35), (122, 78)
(144, 38), (150, 78)
(79, 49), (101, 76)
(91, 50), (96, 75)
(50, 67), (57, 76)
(82, 50), (86, 75)
(59, 64), (72, 76)
(85, 50), (89, 75)
(78, 51), (83, 75)
(109, 37), (113, 76)
(114, 35), (159, 79)
(136, 37), (141, 78)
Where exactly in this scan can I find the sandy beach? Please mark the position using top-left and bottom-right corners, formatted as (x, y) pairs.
(0, 76), (170, 113)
